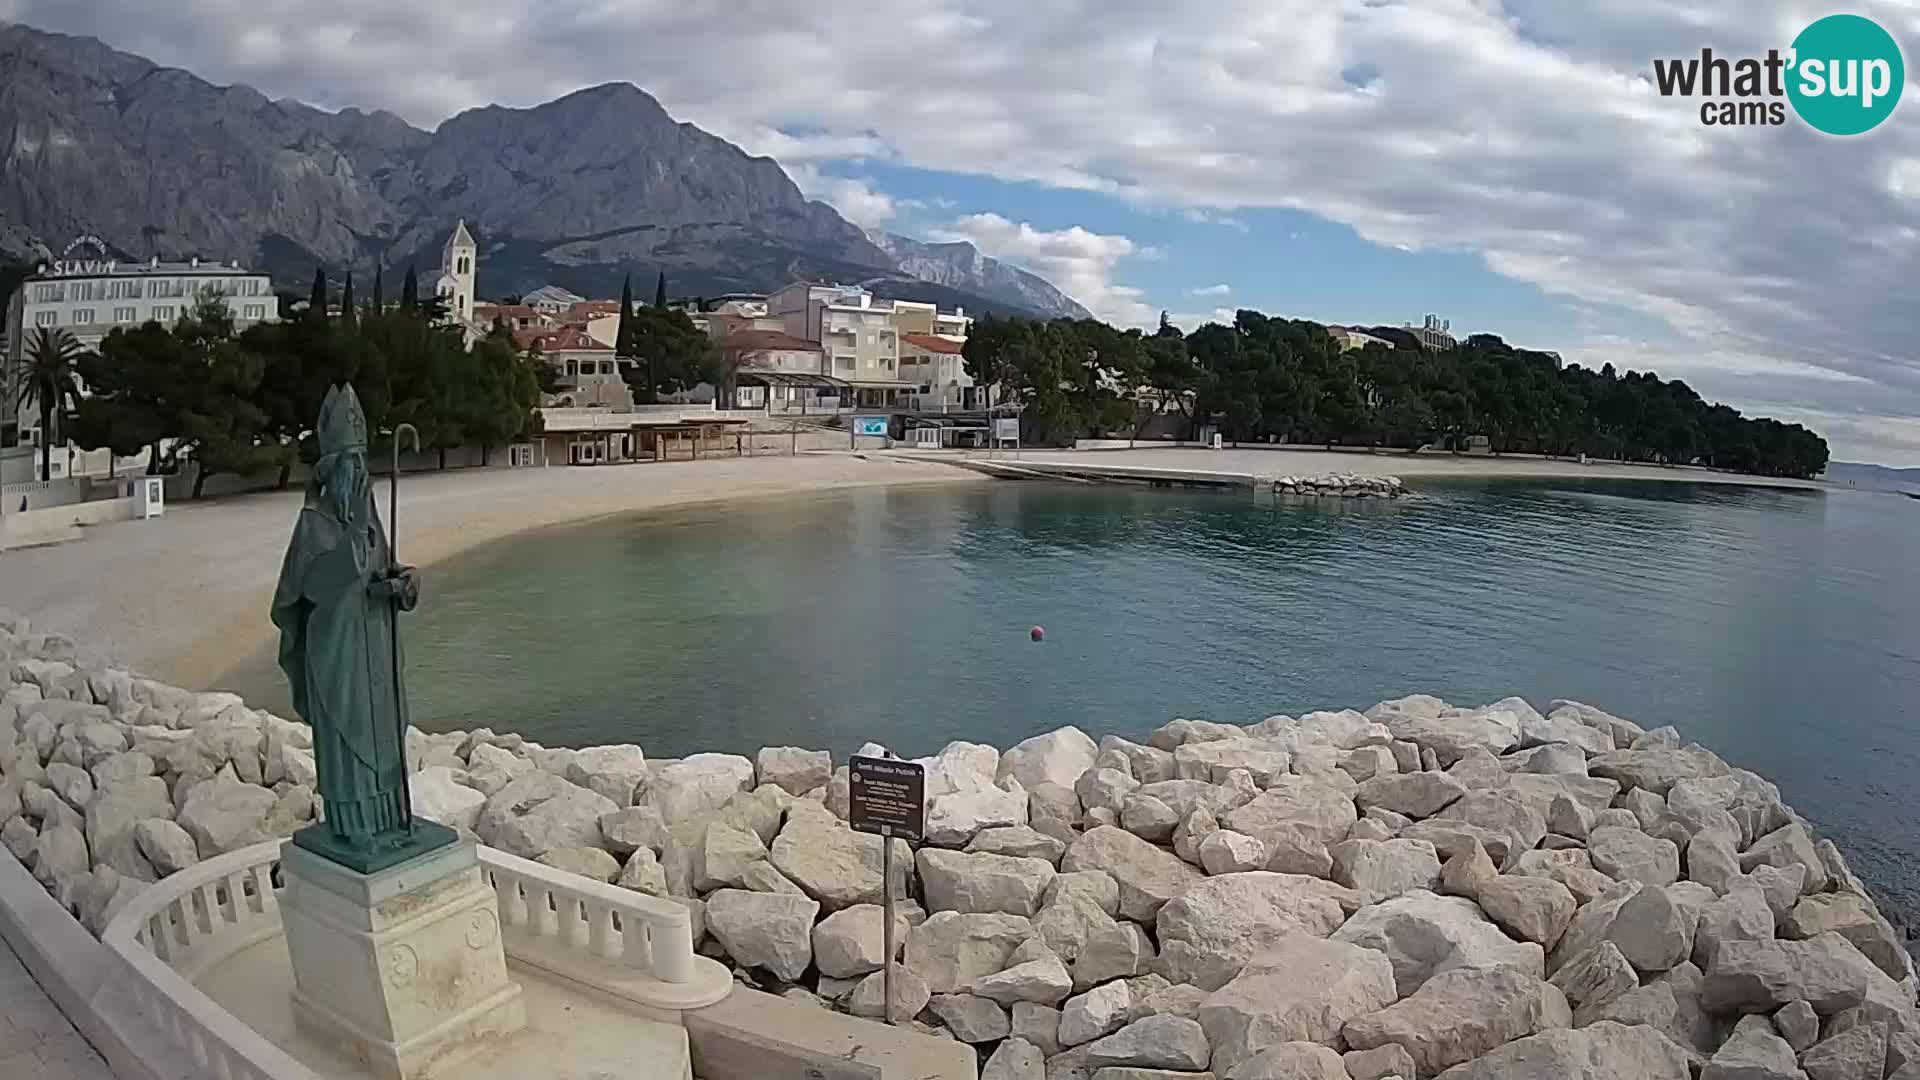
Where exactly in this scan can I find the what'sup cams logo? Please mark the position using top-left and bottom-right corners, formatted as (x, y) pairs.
(1653, 13), (1905, 135)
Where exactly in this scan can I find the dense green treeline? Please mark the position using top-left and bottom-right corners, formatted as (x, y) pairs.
(66, 286), (546, 495)
(962, 310), (1829, 479)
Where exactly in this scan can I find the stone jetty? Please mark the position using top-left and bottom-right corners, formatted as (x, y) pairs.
(3, 610), (1916, 1080)
(1271, 473), (1407, 498)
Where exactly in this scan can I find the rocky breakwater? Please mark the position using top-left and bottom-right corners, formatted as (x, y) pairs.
(1271, 473), (1406, 499)
(4, 610), (1918, 1080)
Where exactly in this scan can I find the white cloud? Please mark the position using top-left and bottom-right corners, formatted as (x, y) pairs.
(783, 166), (907, 230)
(13, 0), (1920, 461)
(927, 213), (1154, 325)
(1190, 284), (1232, 297)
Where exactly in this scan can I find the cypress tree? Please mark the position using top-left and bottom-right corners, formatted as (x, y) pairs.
(372, 266), (385, 314)
(401, 266), (419, 310)
(616, 274), (634, 359)
(653, 271), (667, 309)
(340, 271), (356, 328)
(308, 267), (328, 320)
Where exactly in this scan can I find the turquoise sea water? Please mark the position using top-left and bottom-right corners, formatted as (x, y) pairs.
(228, 479), (1920, 920)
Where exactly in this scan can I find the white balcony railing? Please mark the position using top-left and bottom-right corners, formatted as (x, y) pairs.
(479, 848), (730, 1012)
(102, 843), (320, 1080)
(102, 840), (731, 1079)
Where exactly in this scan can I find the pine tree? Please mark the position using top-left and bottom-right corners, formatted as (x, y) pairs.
(340, 271), (356, 328)
(372, 266), (385, 314)
(653, 271), (667, 309)
(401, 266), (419, 311)
(308, 268), (328, 320)
(616, 274), (635, 359)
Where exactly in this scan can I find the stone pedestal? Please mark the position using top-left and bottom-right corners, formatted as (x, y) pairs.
(281, 837), (526, 1080)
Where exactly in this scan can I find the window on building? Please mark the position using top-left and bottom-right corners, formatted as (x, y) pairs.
(32, 283), (65, 303)
(71, 309), (95, 326)
(110, 280), (139, 300)
(836, 355), (855, 370)
(114, 307), (138, 323)
(34, 311), (58, 327)
(152, 305), (175, 322)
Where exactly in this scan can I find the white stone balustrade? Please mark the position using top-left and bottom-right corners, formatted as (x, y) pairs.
(479, 847), (732, 1013)
(102, 843), (320, 1080)
(98, 839), (732, 1080)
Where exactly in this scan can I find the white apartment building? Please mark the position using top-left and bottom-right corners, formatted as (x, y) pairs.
(2, 245), (275, 473)
(768, 282), (910, 408)
(899, 333), (979, 412)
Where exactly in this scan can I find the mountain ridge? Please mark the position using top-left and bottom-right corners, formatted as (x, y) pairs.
(0, 22), (1090, 317)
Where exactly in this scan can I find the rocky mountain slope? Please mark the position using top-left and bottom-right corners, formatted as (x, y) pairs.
(868, 231), (1094, 320)
(0, 22), (1084, 316)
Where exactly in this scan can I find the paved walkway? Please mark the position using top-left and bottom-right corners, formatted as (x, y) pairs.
(0, 936), (111, 1079)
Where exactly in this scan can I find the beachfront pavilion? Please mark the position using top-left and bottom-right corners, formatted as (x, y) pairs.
(733, 369), (855, 414)
(535, 405), (751, 465)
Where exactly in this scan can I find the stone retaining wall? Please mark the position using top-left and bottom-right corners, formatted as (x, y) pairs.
(4, 608), (1917, 1080)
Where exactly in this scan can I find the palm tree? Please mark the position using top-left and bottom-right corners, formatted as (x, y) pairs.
(18, 327), (85, 481)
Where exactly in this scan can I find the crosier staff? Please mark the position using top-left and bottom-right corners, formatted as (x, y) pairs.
(389, 422), (420, 830)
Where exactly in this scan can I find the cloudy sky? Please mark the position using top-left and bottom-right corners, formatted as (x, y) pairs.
(8, 1), (1920, 464)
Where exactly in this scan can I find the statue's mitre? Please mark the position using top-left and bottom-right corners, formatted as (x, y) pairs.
(317, 383), (369, 455)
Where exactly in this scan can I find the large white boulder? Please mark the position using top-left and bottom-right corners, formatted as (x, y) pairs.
(1476, 875), (1577, 949)
(1700, 933), (1874, 1016)
(704, 888), (818, 981)
(970, 953), (1073, 1006)
(918, 848), (1056, 916)
(1342, 966), (1571, 1079)
(1587, 825), (1680, 888)
(926, 779), (1029, 847)
(475, 773), (618, 859)
(1061, 826), (1203, 922)
(1155, 871), (1356, 990)
(1699, 1014), (1804, 1080)
(769, 804), (908, 909)
(176, 777), (277, 857)
(1330, 890), (1546, 997)
(409, 766), (485, 834)
(1783, 892), (1908, 981)
(1172, 741), (1292, 786)
(132, 818), (199, 876)
(1225, 777), (1358, 848)
(1354, 772), (1468, 819)
(999, 728), (1099, 791)
(847, 967), (932, 1020)
(85, 776), (173, 879)
(1198, 932), (1398, 1074)
(1060, 981), (1133, 1047)
(811, 903), (907, 979)
(563, 744), (648, 806)
(1547, 942), (1638, 1010)
(904, 911), (1035, 993)
(1331, 838), (1442, 905)
(694, 821), (769, 892)
(755, 747), (831, 795)
(643, 753), (754, 823)
(1432, 1021), (1692, 1080)
(1084, 1014), (1212, 1072)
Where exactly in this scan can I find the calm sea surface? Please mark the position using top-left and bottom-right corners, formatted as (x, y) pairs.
(227, 479), (1920, 919)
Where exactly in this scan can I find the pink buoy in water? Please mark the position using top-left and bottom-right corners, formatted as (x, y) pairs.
(1030, 626), (1045, 641)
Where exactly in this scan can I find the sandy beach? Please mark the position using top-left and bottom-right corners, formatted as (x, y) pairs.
(1, 444), (1825, 692)
(0, 452), (984, 690)
(1006, 446), (1825, 489)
